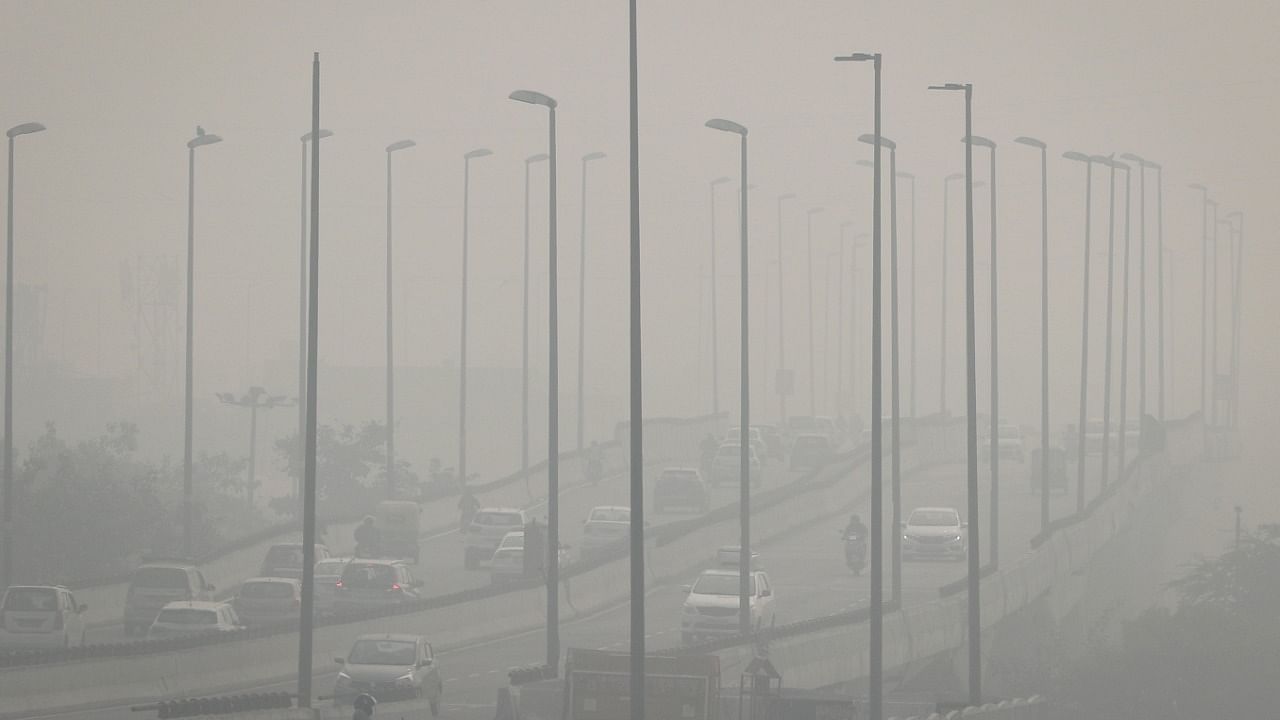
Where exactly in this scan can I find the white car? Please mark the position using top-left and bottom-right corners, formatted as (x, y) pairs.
(232, 577), (301, 626)
(579, 506), (631, 558)
(726, 427), (769, 465)
(680, 568), (775, 644)
(710, 443), (762, 487)
(313, 558), (350, 613)
(982, 424), (1026, 463)
(147, 601), (243, 639)
(464, 507), (528, 569)
(489, 531), (569, 584)
(0, 585), (87, 649)
(901, 507), (967, 561)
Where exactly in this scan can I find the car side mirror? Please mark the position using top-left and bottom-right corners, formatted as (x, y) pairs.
(78, 604), (88, 613)
(334, 657), (345, 664)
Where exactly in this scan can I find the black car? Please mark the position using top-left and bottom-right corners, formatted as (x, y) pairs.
(653, 468), (710, 514)
(789, 434), (834, 470)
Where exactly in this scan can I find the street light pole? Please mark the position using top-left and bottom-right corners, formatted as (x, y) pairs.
(1116, 160), (1133, 480)
(627, 0), (645, 710)
(1015, 136), (1049, 532)
(806, 206), (826, 417)
(459, 147), (493, 498)
(967, 135), (999, 568)
(1064, 151), (1096, 514)
(510, 89), (559, 669)
(709, 176), (730, 416)
(1227, 211), (1243, 429)
(1188, 184), (1208, 424)
(183, 126), (223, 559)
(1121, 154), (1148, 428)
(1, 121), (44, 590)
(777, 193), (796, 424)
(298, 129), (331, 500)
(384, 139), (415, 499)
(523, 153), (549, 497)
(900, 171), (917, 420)
(838, 49), (882, 720)
(929, 79), (980, 707)
(577, 151), (606, 453)
(705, 117), (751, 638)
(941, 172), (962, 416)
(1099, 155), (1118, 491)
(1154, 164), (1165, 421)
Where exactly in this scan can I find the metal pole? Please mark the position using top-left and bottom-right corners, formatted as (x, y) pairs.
(546, 105), (561, 670)
(298, 140), (307, 499)
(889, 146), (902, 602)
(869, 55), (884, 720)
(247, 400), (258, 509)
(837, 231), (846, 420)
(385, 150), (395, 498)
(1197, 191), (1208, 423)
(1156, 167), (1165, 421)
(778, 195), (792, 424)
(823, 258), (831, 412)
(1117, 163), (1132, 480)
(1137, 162), (1147, 426)
(1231, 215), (1243, 428)
(1100, 157), (1117, 490)
(985, 144), (999, 569)
(962, 83), (981, 708)
(710, 180), (721, 416)
(737, 132), (751, 638)
(1038, 145), (1049, 532)
(808, 209), (817, 417)
(941, 176), (949, 416)
(459, 157), (471, 492)
(627, 0), (645, 710)
(1210, 204), (1218, 427)
(183, 144), (196, 559)
(298, 51), (321, 709)
(1075, 158), (1094, 515)
(906, 174), (917, 420)
(2, 138), (13, 589)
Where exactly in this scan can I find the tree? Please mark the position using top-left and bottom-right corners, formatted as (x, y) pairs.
(271, 421), (416, 518)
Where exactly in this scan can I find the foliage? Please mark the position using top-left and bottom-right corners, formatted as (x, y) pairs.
(270, 421), (417, 519)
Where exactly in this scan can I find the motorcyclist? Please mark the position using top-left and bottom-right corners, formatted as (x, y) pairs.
(353, 516), (380, 557)
(352, 693), (376, 720)
(843, 514), (868, 540)
(458, 487), (480, 531)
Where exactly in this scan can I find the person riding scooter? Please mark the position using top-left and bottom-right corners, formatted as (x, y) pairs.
(351, 693), (376, 720)
(842, 514), (868, 575)
(458, 487), (480, 531)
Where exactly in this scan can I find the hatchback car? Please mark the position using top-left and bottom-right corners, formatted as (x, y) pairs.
(123, 559), (215, 637)
(653, 467), (710, 514)
(789, 433), (834, 470)
(0, 585), (87, 649)
(259, 543), (331, 580)
(710, 443), (762, 487)
(232, 577), (301, 626)
(333, 633), (443, 715)
(146, 601), (242, 639)
(680, 569), (775, 644)
(579, 506), (631, 558)
(313, 558), (350, 613)
(334, 560), (422, 612)
(901, 507), (967, 561)
(489, 531), (570, 584)
(464, 508), (528, 569)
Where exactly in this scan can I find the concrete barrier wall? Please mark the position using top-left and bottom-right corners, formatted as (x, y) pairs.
(716, 416), (1204, 692)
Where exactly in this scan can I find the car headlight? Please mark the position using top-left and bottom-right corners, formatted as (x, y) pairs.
(952, 535), (964, 543)
(335, 672), (351, 685)
(395, 672), (417, 687)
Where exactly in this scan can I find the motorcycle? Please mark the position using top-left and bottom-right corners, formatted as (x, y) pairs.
(843, 532), (867, 575)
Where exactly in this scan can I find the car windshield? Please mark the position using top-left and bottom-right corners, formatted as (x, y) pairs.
(909, 510), (960, 527)
(131, 567), (189, 590)
(474, 511), (522, 526)
(3, 587), (58, 611)
(240, 582), (294, 600)
(589, 508), (630, 523)
(156, 608), (218, 625)
(264, 546), (304, 568)
(692, 574), (755, 596)
(314, 560), (346, 577)
(348, 639), (416, 666)
(340, 563), (398, 589)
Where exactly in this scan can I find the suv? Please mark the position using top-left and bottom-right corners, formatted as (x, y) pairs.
(260, 543), (331, 579)
(464, 508), (528, 569)
(901, 507), (967, 561)
(0, 585), (87, 649)
(789, 433), (834, 470)
(333, 633), (443, 715)
(233, 577), (301, 626)
(680, 568), (775, 644)
(653, 467), (710, 514)
(123, 558), (214, 637)
(710, 443), (761, 487)
(334, 560), (422, 612)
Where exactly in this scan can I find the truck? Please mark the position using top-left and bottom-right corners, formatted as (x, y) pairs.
(565, 648), (720, 720)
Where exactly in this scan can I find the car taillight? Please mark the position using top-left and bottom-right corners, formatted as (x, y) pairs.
(335, 580), (343, 589)
(389, 583), (402, 592)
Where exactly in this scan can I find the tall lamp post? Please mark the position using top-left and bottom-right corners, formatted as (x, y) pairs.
(709, 176), (731, 416)
(777, 193), (796, 423)
(1152, 162), (1165, 421)
(522, 153), (549, 496)
(836, 49), (882, 720)
(298, 129), (331, 498)
(509, 89), (559, 669)
(966, 134), (999, 568)
(1226, 211), (1243, 429)
(1014, 136), (1049, 532)
(899, 170), (917, 419)
(458, 147), (493, 500)
(1115, 160), (1133, 479)
(928, 80), (980, 708)
(183, 126), (223, 559)
(384, 139), (415, 499)
(1120, 153), (1149, 426)
(626, 0), (645, 712)
(217, 388), (295, 510)
(1187, 184), (1209, 427)
(1098, 155), (1119, 490)
(705, 117), (752, 638)
(577, 151), (606, 452)
(1, 121), (44, 590)
(939, 172), (983, 415)
(838, 221), (853, 419)
(806, 206), (826, 417)
(1063, 151), (1096, 514)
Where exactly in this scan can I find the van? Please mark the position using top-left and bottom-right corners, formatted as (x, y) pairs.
(123, 559), (214, 637)
(0, 585), (87, 649)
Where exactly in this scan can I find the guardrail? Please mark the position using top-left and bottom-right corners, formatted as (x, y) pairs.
(132, 692), (297, 718)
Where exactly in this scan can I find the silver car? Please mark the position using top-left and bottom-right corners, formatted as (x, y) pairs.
(333, 633), (443, 716)
(901, 507), (967, 561)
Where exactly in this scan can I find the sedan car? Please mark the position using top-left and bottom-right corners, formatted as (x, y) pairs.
(901, 507), (967, 561)
(146, 601), (242, 639)
(680, 569), (775, 644)
(789, 433), (834, 470)
(313, 558), (350, 613)
(653, 467), (710, 514)
(579, 506), (631, 558)
(333, 633), (443, 716)
(333, 560), (422, 612)
(710, 443), (762, 487)
(489, 531), (570, 584)
(232, 577), (301, 626)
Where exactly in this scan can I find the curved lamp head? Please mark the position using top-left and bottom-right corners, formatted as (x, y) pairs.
(7, 122), (46, 139)
(946, 172), (965, 182)
(526, 153), (550, 164)
(857, 133), (896, 150)
(464, 148), (493, 160)
(1119, 152), (1144, 165)
(1188, 182), (1207, 192)
(778, 193), (797, 201)
(187, 131), (223, 149)
(705, 118), (747, 136)
(1062, 151), (1091, 163)
(301, 129), (334, 143)
(582, 151), (606, 162)
(386, 139), (416, 153)
(928, 83), (969, 92)
(1089, 154), (1111, 165)
(963, 135), (995, 149)
(834, 53), (878, 63)
(509, 90), (557, 109)
(1014, 136), (1045, 150)
(711, 176), (732, 187)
